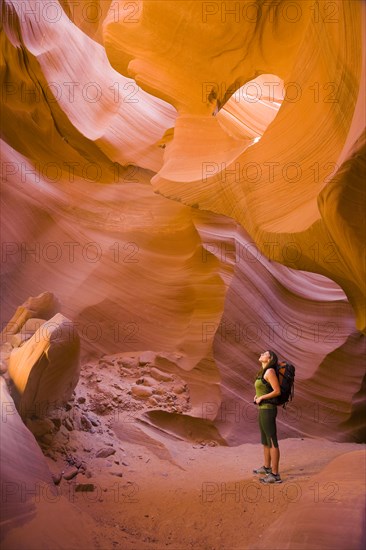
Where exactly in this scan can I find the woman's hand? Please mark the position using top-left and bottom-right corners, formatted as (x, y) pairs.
(254, 396), (262, 405)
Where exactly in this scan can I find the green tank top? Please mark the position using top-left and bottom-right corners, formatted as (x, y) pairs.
(255, 377), (276, 409)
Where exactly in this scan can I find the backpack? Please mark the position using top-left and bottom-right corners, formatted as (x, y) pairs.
(262, 361), (295, 407)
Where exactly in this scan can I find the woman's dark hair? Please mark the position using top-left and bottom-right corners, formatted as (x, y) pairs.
(256, 350), (278, 378)
(267, 350), (278, 368)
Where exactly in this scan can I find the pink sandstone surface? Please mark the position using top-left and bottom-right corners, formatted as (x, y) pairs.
(0, 1), (365, 549)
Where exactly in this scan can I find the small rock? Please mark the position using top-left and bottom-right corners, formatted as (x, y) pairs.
(85, 412), (100, 426)
(63, 417), (74, 431)
(80, 414), (93, 431)
(131, 385), (153, 399)
(77, 396), (86, 404)
(52, 473), (63, 485)
(63, 467), (79, 480)
(148, 397), (159, 406)
(150, 367), (173, 382)
(96, 448), (116, 458)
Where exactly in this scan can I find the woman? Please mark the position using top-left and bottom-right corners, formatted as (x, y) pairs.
(253, 350), (282, 483)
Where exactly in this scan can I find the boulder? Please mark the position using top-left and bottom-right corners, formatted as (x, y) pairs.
(96, 447), (116, 458)
(131, 384), (153, 399)
(8, 313), (80, 419)
(150, 367), (174, 382)
(1, 292), (58, 342)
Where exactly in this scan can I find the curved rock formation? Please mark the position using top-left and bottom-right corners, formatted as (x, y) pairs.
(2, 3), (366, 550)
(249, 450), (366, 550)
(0, 378), (95, 549)
(1, 292), (58, 341)
(0, 0), (365, 449)
(0, 377), (56, 530)
(8, 313), (80, 419)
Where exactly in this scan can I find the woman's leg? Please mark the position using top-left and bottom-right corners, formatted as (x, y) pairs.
(261, 408), (280, 473)
(259, 411), (271, 468)
(263, 445), (271, 468)
(269, 407), (280, 474)
(270, 444), (280, 475)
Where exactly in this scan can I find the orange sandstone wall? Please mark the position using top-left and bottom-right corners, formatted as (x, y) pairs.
(1, 0), (365, 442)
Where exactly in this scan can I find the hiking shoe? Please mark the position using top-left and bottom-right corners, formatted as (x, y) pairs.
(253, 466), (272, 475)
(259, 473), (282, 484)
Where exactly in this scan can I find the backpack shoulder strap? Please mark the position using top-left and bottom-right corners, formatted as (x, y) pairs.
(261, 366), (276, 386)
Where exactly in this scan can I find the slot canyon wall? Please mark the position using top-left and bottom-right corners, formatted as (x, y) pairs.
(1, 0), (365, 455)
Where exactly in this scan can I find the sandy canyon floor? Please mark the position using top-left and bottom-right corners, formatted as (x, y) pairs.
(2, 352), (365, 550)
